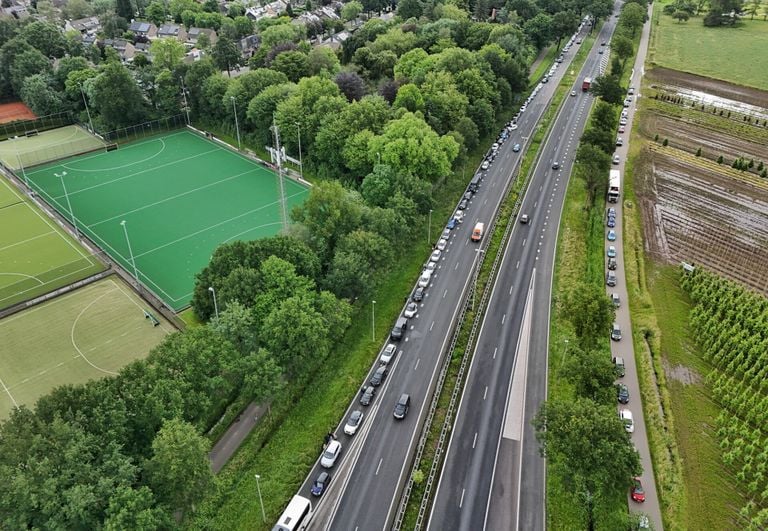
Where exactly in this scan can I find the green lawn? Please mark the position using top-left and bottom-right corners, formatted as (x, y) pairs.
(0, 277), (172, 419)
(648, 1), (768, 90)
(0, 176), (104, 309)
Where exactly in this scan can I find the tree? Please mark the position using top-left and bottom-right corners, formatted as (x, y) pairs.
(62, 0), (92, 20)
(240, 348), (284, 405)
(611, 34), (633, 69)
(246, 82), (296, 146)
(210, 300), (259, 355)
(21, 20), (68, 58)
(523, 13), (553, 49)
(154, 69), (181, 115)
(562, 281), (615, 349)
(672, 9), (690, 21)
(551, 11), (579, 49)
(308, 46), (340, 76)
(341, 0), (363, 21)
(103, 486), (171, 530)
(397, 0), (424, 19)
(534, 398), (641, 531)
(20, 74), (63, 116)
(115, 0), (135, 20)
(212, 35), (241, 76)
(335, 71), (366, 102)
(270, 50), (310, 82)
(562, 345), (617, 403)
(91, 62), (149, 130)
(146, 0), (167, 26)
(150, 38), (185, 71)
(145, 418), (214, 513)
(619, 2), (646, 35)
(589, 74), (623, 105)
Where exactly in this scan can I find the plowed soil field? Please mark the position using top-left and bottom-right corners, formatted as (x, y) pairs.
(634, 70), (768, 295)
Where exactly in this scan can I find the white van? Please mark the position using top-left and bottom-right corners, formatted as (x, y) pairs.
(471, 222), (484, 242)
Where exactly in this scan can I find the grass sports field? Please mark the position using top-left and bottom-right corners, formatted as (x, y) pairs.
(0, 176), (103, 309)
(649, 2), (768, 90)
(0, 124), (106, 170)
(25, 130), (309, 310)
(0, 276), (172, 419)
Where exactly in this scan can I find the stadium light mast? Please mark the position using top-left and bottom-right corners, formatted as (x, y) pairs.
(120, 220), (139, 286)
(230, 96), (241, 151)
(180, 76), (191, 126)
(55, 171), (79, 239)
(79, 84), (94, 134)
(208, 286), (219, 319)
(271, 116), (288, 232)
(295, 121), (303, 181)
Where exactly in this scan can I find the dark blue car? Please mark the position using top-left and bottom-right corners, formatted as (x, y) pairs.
(447, 218), (458, 230)
(311, 471), (331, 496)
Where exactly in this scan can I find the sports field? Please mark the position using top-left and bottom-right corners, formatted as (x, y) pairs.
(0, 101), (36, 125)
(0, 176), (104, 309)
(0, 276), (172, 419)
(0, 124), (106, 170)
(25, 130), (309, 310)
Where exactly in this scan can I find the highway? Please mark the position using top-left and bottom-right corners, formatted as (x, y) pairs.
(427, 15), (619, 531)
(299, 21), (589, 531)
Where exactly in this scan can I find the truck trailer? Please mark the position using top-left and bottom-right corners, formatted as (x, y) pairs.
(582, 77), (592, 91)
(608, 169), (620, 202)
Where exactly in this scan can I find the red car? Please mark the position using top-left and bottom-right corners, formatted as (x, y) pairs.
(631, 477), (646, 503)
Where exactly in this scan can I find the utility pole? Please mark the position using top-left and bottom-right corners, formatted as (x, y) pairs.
(180, 76), (191, 126)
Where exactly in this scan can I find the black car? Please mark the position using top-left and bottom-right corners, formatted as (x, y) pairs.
(617, 384), (630, 404)
(311, 471), (331, 496)
(393, 393), (411, 419)
(552, 161), (560, 170)
(370, 365), (388, 387)
(413, 287), (425, 302)
(360, 385), (376, 406)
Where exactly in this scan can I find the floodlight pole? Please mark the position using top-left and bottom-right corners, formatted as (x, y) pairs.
(55, 171), (79, 239)
(16, 154), (28, 187)
(79, 84), (94, 134)
(120, 220), (139, 285)
(271, 115), (288, 231)
(230, 96), (241, 151)
(295, 121), (303, 181)
(208, 286), (219, 319)
(180, 76), (191, 126)
(254, 475), (266, 523)
(428, 208), (433, 246)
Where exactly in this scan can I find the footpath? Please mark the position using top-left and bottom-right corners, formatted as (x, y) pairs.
(607, 4), (664, 530)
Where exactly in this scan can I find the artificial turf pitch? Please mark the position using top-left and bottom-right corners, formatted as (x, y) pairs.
(0, 175), (103, 309)
(25, 130), (309, 310)
(0, 277), (172, 419)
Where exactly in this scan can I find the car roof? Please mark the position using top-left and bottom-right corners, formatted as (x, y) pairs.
(327, 440), (341, 451)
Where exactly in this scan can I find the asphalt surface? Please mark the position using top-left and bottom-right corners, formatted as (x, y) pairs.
(608, 5), (664, 530)
(427, 16), (621, 531)
(300, 36), (579, 531)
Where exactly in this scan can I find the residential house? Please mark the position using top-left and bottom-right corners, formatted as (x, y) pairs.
(317, 30), (349, 51)
(102, 38), (136, 61)
(245, 0), (288, 21)
(157, 23), (187, 42)
(128, 21), (158, 39)
(237, 34), (260, 58)
(1, 0), (30, 19)
(186, 27), (217, 47)
(66, 16), (101, 36)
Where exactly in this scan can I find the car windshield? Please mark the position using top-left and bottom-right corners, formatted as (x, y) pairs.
(323, 448), (335, 459)
(350, 412), (361, 423)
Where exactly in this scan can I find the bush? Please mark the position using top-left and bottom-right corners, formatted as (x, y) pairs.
(696, 147), (702, 157)
(662, 138), (668, 146)
(717, 155), (724, 164)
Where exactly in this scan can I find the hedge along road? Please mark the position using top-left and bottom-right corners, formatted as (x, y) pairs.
(608, 4), (664, 530)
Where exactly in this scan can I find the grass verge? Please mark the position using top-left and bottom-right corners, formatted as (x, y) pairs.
(647, 0), (768, 90)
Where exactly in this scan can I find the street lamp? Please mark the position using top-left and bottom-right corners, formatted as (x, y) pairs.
(561, 338), (570, 371)
(372, 300), (376, 341)
(180, 76), (191, 126)
(230, 96), (241, 150)
(55, 171), (79, 239)
(208, 286), (219, 319)
(295, 122), (303, 181)
(472, 249), (485, 310)
(120, 220), (139, 285)
(254, 474), (266, 523)
(428, 208), (433, 246)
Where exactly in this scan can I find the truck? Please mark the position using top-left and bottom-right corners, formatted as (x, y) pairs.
(608, 169), (620, 202)
(582, 77), (592, 91)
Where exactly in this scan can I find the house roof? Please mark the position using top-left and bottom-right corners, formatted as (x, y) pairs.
(158, 24), (181, 36)
(129, 21), (152, 33)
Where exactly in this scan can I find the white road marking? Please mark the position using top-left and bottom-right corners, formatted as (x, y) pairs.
(484, 386), (488, 400)
(493, 347), (498, 359)
(459, 489), (466, 509)
(472, 432), (478, 449)
(376, 458), (383, 475)
(414, 358), (420, 370)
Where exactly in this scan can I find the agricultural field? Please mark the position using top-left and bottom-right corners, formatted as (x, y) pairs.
(0, 277), (172, 419)
(647, 0), (768, 91)
(634, 72), (768, 296)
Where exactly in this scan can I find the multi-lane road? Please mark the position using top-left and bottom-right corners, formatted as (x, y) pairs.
(427, 15), (619, 531)
(296, 6), (657, 530)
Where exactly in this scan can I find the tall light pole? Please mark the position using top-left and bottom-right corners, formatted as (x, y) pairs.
(295, 122), (303, 181)
(371, 300), (376, 341)
(120, 220), (139, 285)
(79, 85), (94, 133)
(230, 96), (241, 150)
(254, 474), (266, 523)
(561, 338), (570, 371)
(55, 171), (79, 239)
(428, 208), (433, 246)
(472, 249), (485, 310)
(180, 76), (191, 126)
(208, 286), (219, 319)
